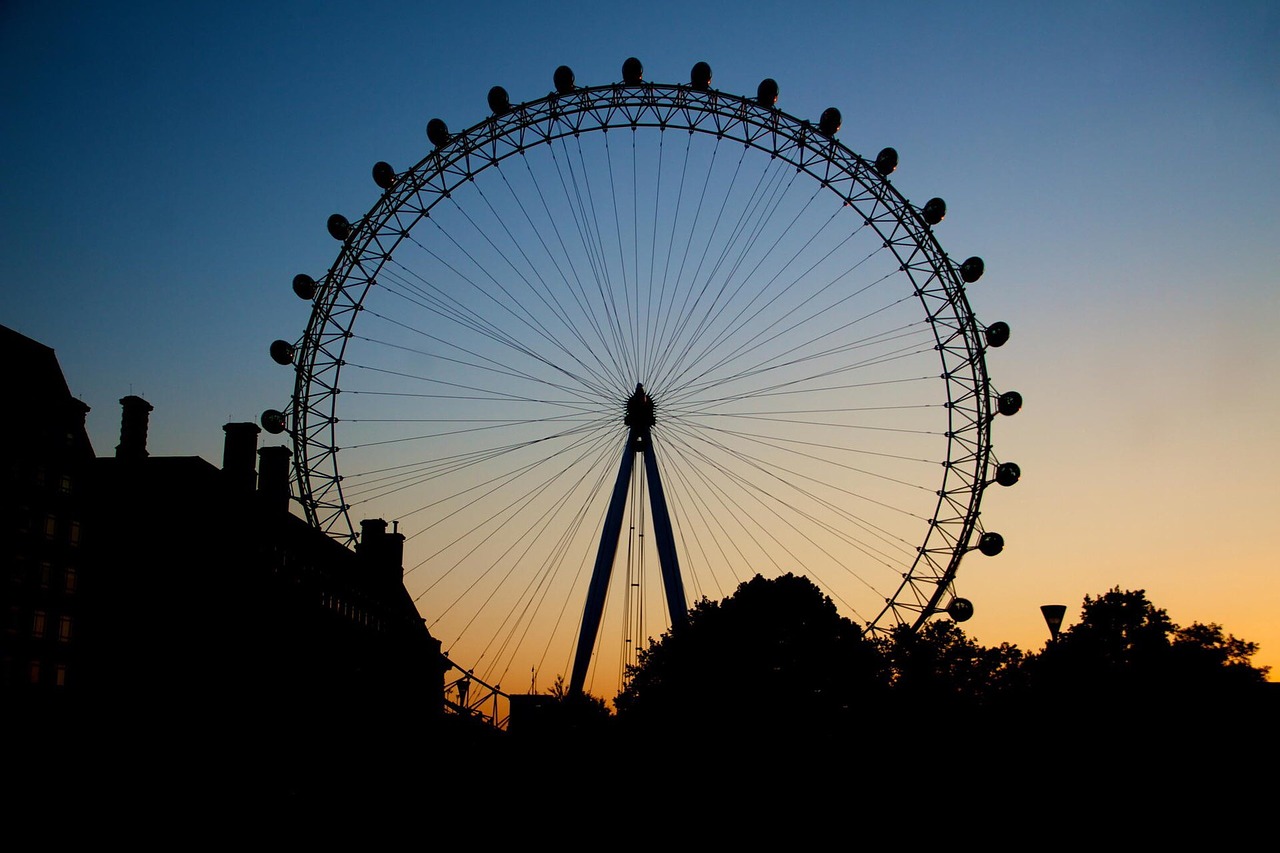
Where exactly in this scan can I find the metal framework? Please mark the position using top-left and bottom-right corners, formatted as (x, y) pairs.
(271, 63), (1018, 697)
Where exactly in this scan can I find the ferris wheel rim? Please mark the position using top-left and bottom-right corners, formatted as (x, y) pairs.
(281, 66), (1001, 654)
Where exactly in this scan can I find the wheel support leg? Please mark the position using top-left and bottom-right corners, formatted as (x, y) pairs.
(569, 427), (688, 696)
(569, 432), (637, 696)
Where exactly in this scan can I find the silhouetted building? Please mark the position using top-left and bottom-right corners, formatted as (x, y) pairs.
(3, 326), (448, 771)
(83, 411), (448, 746)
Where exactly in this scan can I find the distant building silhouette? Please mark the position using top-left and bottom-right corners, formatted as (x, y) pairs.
(0, 325), (94, 694)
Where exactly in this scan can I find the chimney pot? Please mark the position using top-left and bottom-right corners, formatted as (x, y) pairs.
(257, 445), (292, 515)
(222, 422), (261, 494)
(116, 395), (153, 459)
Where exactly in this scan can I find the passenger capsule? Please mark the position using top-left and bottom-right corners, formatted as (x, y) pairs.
(488, 86), (511, 116)
(554, 65), (576, 94)
(426, 118), (451, 149)
(269, 340), (295, 366)
(978, 532), (1005, 556)
(985, 321), (1011, 348)
(995, 462), (1021, 487)
(327, 214), (351, 241)
(756, 78), (779, 107)
(691, 61), (712, 90)
(947, 598), (975, 622)
(292, 274), (317, 301)
(818, 107), (842, 137)
(922, 198), (946, 226)
(960, 256), (985, 283)
(261, 409), (287, 435)
(998, 391), (1023, 417)
(622, 57), (643, 84)
(372, 161), (396, 190)
(874, 147), (898, 177)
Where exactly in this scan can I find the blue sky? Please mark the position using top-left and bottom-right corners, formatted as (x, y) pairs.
(3, 1), (1277, 677)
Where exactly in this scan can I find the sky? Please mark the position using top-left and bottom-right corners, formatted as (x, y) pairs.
(3, 1), (1277, 684)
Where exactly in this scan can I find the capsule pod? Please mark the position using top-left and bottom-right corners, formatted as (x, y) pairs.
(978, 532), (1004, 556)
(327, 214), (351, 241)
(261, 409), (287, 435)
(995, 461), (1021, 487)
(372, 161), (396, 190)
(960, 256), (984, 283)
(875, 147), (898, 177)
(985, 321), (1011, 348)
(998, 391), (1023, 417)
(488, 86), (511, 116)
(947, 597), (975, 622)
(292, 274), (317, 300)
(756, 78), (779, 107)
(921, 198), (946, 226)
(622, 57), (643, 84)
(690, 61), (712, 90)
(426, 118), (450, 149)
(269, 340), (295, 366)
(818, 107), (842, 137)
(554, 65), (576, 94)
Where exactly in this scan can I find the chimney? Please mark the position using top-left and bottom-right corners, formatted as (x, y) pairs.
(116, 395), (153, 459)
(222, 422), (261, 494)
(257, 445), (292, 515)
(357, 518), (405, 586)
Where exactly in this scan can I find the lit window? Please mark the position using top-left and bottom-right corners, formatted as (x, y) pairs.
(59, 474), (72, 495)
(68, 521), (80, 547)
(55, 665), (68, 687)
(58, 615), (72, 643)
(44, 516), (57, 539)
(64, 567), (77, 595)
(32, 610), (46, 639)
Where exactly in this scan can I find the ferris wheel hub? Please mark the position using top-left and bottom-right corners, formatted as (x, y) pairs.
(624, 383), (656, 434)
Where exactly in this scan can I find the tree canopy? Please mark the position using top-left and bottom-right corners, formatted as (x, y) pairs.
(1033, 587), (1268, 691)
(614, 573), (886, 734)
(605, 580), (1270, 751)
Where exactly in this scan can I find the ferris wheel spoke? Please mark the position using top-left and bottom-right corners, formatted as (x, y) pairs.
(664, 418), (927, 553)
(658, 428), (905, 621)
(659, 186), (836, 387)
(650, 149), (798, 387)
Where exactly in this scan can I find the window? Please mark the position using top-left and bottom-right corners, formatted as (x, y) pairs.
(68, 520), (80, 547)
(28, 660), (41, 685)
(39, 562), (52, 589)
(59, 474), (73, 495)
(58, 615), (72, 643)
(64, 567), (77, 595)
(32, 610), (46, 639)
(44, 515), (57, 540)
(55, 665), (68, 687)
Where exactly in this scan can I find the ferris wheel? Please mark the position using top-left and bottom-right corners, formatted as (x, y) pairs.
(263, 58), (1022, 701)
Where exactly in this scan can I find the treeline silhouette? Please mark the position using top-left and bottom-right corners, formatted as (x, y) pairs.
(523, 574), (1272, 762)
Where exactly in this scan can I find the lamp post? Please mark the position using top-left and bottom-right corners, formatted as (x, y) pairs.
(1040, 604), (1067, 643)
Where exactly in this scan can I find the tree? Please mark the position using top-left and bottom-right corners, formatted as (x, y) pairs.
(614, 573), (887, 736)
(1170, 621), (1269, 688)
(879, 619), (1024, 707)
(1022, 587), (1269, 727)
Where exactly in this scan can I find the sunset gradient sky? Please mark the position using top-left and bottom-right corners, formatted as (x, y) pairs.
(3, 1), (1276, 677)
